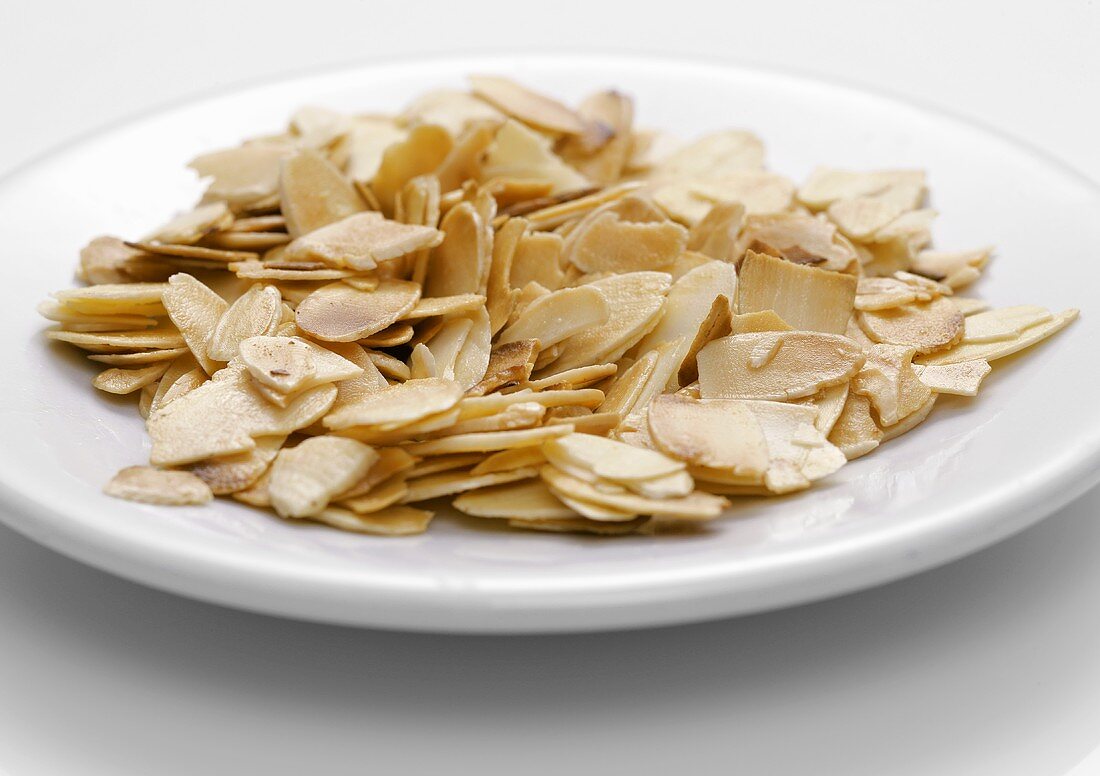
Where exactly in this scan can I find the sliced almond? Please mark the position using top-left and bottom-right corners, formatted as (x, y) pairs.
(268, 436), (377, 518)
(283, 212), (442, 270)
(295, 279), (421, 342)
(92, 361), (171, 395)
(104, 466), (213, 506)
(858, 295), (965, 355)
(497, 284), (609, 349)
(371, 123), (453, 215)
(311, 505), (433, 536)
(279, 149), (365, 238)
(323, 377), (463, 431)
(188, 435), (285, 495)
(206, 283), (282, 361)
(469, 76), (584, 135)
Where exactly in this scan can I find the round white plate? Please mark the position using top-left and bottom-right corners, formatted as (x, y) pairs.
(0, 54), (1096, 633)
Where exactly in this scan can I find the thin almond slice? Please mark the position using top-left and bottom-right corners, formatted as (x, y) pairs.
(826, 181), (925, 240)
(497, 285), (609, 349)
(401, 89), (504, 137)
(544, 432), (685, 483)
(506, 516), (650, 535)
(453, 480), (574, 520)
(858, 296), (965, 355)
(509, 230), (566, 290)
(201, 231), (290, 251)
(597, 351), (658, 417)
(346, 116), (408, 182)
(917, 308), (1078, 366)
(452, 308), (492, 391)
(311, 505), (433, 536)
(38, 299), (158, 328)
(104, 466), (213, 506)
(547, 487), (640, 522)
(650, 130), (765, 179)
(405, 454), (485, 480)
(880, 393), (937, 443)
(698, 331), (864, 401)
(79, 236), (172, 285)
(145, 202), (234, 245)
(650, 172), (795, 226)
(372, 123), (453, 215)
(564, 211), (688, 273)
(403, 293), (487, 319)
(338, 447), (418, 499)
(798, 168), (926, 211)
(206, 283), (282, 361)
(827, 392), (884, 460)
(540, 465), (727, 521)
(230, 260), (359, 281)
(458, 388), (604, 420)
(402, 466), (537, 503)
(162, 273), (228, 374)
(911, 247), (992, 288)
(795, 382), (851, 436)
(525, 363), (616, 391)
(189, 144), (289, 207)
(470, 446), (548, 475)
(733, 213), (858, 271)
(54, 282), (168, 315)
(963, 305), (1052, 343)
(367, 350), (411, 381)
(360, 323), (415, 348)
(647, 394), (770, 477)
(338, 475), (409, 514)
(480, 120), (589, 194)
(268, 436), (377, 518)
(424, 201), (489, 298)
(486, 217), (526, 333)
(404, 424), (573, 456)
(295, 279), (421, 342)
(238, 336), (361, 394)
(92, 361), (171, 395)
(46, 326), (185, 353)
(912, 360), (991, 396)
(687, 201), (745, 261)
(283, 212), (442, 270)
(125, 241), (256, 263)
(88, 347), (189, 366)
(279, 149), (365, 237)
(188, 435), (285, 495)
(511, 182), (642, 230)
(737, 251), (856, 335)
(424, 317), (472, 381)
(323, 377), (463, 431)
(468, 339), (539, 396)
(851, 344), (932, 426)
(469, 76), (585, 135)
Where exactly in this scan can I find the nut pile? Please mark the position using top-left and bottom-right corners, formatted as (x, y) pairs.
(41, 76), (1078, 536)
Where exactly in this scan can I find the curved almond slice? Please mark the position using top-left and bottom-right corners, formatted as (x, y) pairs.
(424, 201), (490, 298)
(279, 149), (365, 238)
(201, 231), (290, 251)
(827, 392), (883, 460)
(825, 181), (925, 240)
(687, 201), (745, 261)
(403, 293), (486, 320)
(39, 299), (158, 329)
(597, 350), (658, 418)
(323, 377), (462, 431)
(188, 435), (285, 495)
(564, 211), (687, 273)
(289, 105), (350, 149)
(858, 296), (964, 355)
(469, 339), (539, 396)
(104, 466), (213, 506)
(452, 307), (492, 391)
(283, 212), (442, 270)
(162, 273), (228, 374)
(650, 130), (765, 179)
(697, 331), (865, 401)
(402, 467), (537, 503)
(54, 282), (168, 315)
(469, 75), (584, 135)
(742, 400), (846, 493)
(733, 212), (858, 271)
(525, 362), (616, 391)
(913, 360), (990, 396)
(337, 474), (409, 515)
(797, 168), (926, 211)
(540, 465), (726, 521)
(911, 246), (992, 287)
(88, 347), (189, 366)
(794, 382), (851, 436)
(188, 144), (290, 207)
(46, 326), (185, 353)
(962, 305), (1052, 343)
(312, 505), (433, 536)
(367, 350), (410, 381)
(506, 516), (650, 535)
(737, 251), (856, 335)
(78, 236), (171, 285)
(486, 217), (526, 334)
(547, 487), (639, 522)
(230, 260), (358, 281)
(550, 272), (671, 372)
(346, 116), (407, 182)
(145, 202), (233, 245)
(509, 230), (565, 290)
(647, 394), (769, 476)
(453, 479), (574, 520)
(545, 432), (685, 484)
(481, 120), (589, 194)
(93, 361), (171, 395)
(917, 308), (1078, 366)
(295, 279), (420, 342)
(359, 323), (415, 348)
(403, 424), (572, 456)
(371, 123), (454, 215)
(561, 89), (634, 184)
(497, 285), (609, 349)
(239, 336), (361, 394)
(206, 283), (282, 361)
(269, 436), (378, 518)
(880, 393), (937, 443)
(651, 172), (795, 226)
(125, 241), (256, 263)
(401, 89), (504, 137)
(851, 344), (931, 426)
(150, 352), (201, 412)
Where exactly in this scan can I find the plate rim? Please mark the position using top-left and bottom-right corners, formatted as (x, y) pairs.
(2, 51), (1098, 633)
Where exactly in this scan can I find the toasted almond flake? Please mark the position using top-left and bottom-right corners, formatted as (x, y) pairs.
(201, 231), (291, 251)
(458, 389), (604, 421)
(512, 182), (641, 230)
(323, 377), (462, 431)
(698, 331), (864, 401)
(913, 360), (991, 396)
(851, 344), (932, 426)
(880, 392), (937, 442)
(78, 236), (171, 285)
(404, 424), (573, 456)
(650, 130), (765, 179)
(545, 432), (685, 485)
(470, 76), (585, 135)
(87, 347), (189, 366)
(188, 435), (285, 495)
(93, 361), (171, 395)
(279, 149), (365, 238)
(647, 394), (770, 476)
(337, 473), (410, 514)
(405, 453), (485, 480)
(467, 339), (539, 396)
(481, 120), (589, 194)
(268, 436), (377, 518)
(497, 285), (609, 350)
(402, 293), (487, 320)
(424, 201), (489, 298)
(145, 202), (234, 245)
(46, 326), (185, 353)
(238, 336), (361, 394)
(452, 307), (492, 391)
(917, 308), (1078, 366)
(367, 350), (411, 381)
(453, 479), (575, 519)
(125, 241), (256, 263)
(54, 282), (168, 314)
(337, 447), (418, 499)
(650, 172), (795, 226)
(506, 516), (650, 535)
(827, 392), (884, 460)
(401, 89), (504, 136)
(283, 212), (442, 270)
(734, 213), (858, 271)
(470, 446), (548, 475)
(540, 465), (726, 520)
(104, 466), (213, 506)
(687, 201), (745, 261)
(737, 251), (856, 335)
(230, 259), (358, 281)
(312, 505), (433, 536)
(189, 144), (289, 207)
(963, 305), (1052, 343)
(525, 362), (616, 391)
(372, 123), (454, 215)
(206, 283), (282, 361)
(359, 323), (415, 348)
(798, 168), (926, 211)
(597, 351), (658, 417)
(485, 217), (526, 333)
(858, 296), (965, 355)
(564, 211), (687, 273)
(161, 273), (228, 374)
(403, 466), (537, 502)
(295, 279), (421, 342)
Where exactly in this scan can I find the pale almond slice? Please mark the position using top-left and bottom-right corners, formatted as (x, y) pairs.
(311, 505), (433, 536)
(826, 181), (925, 240)
(480, 120), (589, 194)
(206, 283), (282, 361)
(469, 75), (585, 135)
(289, 105), (351, 149)
(424, 201), (489, 298)
(189, 144), (290, 207)
(486, 217), (526, 334)
(149, 353), (201, 413)
(687, 201), (745, 261)
(435, 121), (498, 192)
(232, 468), (273, 508)
(560, 89), (634, 184)
(402, 467), (537, 503)
(540, 465), (727, 521)
(401, 89), (504, 137)
(880, 393), (937, 443)
(547, 487), (640, 522)
(509, 230), (566, 290)
(322, 341), (389, 414)
(397, 174), (442, 285)
(148, 367), (336, 466)
(470, 446), (548, 475)
(647, 394), (770, 477)
(404, 424), (573, 456)
(371, 123), (453, 215)
(917, 309), (1078, 366)
(742, 400), (847, 493)
(858, 296), (965, 355)
(188, 435), (285, 495)
(88, 347), (190, 366)
(597, 351), (658, 417)
(912, 360), (991, 396)
(546, 411), (621, 435)
(230, 260), (359, 281)
(338, 475), (409, 514)
(279, 149), (365, 238)
(268, 436), (378, 518)
(79, 236), (172, 285)
(337, 447), (418, 499)
(827, 392), (883, 460)
(697, 331), (864, 401)
(346, 116), (408, 182)
(201, 231), (291, 251)
(524, 363), (616, 391)
(737, 251), (856, 335)
(564, 211), (687, 273)
(295, 279), (421, 342)
(283, 212), (442, 270)
(125, 241), (256, 264)
(403, 293), (487, 319)
(46, 326), (185, 353)
(161, 273), (228, 374)
(797, 168), (926, 211)
(323, 377), (463, 431)
(238, 336), (361, 394)
(104, 466), (213, 506)
(506, 516), (650, 535)
(39, 299), (159, 329)
(452, 307), (492, 391)
(453, 479), (575, 520)
(512, 182), (642, 230)
(911, 247), (992, 288)
(733, 213), (858, 271)
(650, 172), (795, 226)
(544, 431), (686, 485)
(359, 323), (415, 348)
(794, 382), (850, 436)
(227, 215), (286, 233)
(408, 342), (437, 379)
(458, 388), (604, 420)
(336, 406), (462, 444)
(92, 361), (171, 395)
(497, 285), (609, 349)
(405, 454), (485, 480)
(962, 305), (1052, 343)
(424, 317), (472, 381)
(851, 344), (932, 426)
(649, 130), (765, 179)
(951, 297), (991, 316)
(367, 350), (411, 381)
(54, 282), (168, 316)
(145, 202), (233, 245)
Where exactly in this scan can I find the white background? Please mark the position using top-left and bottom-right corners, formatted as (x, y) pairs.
(1, 1), (1099, 773)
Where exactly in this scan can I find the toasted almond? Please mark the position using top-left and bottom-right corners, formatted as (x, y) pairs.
(497, 285), (609, 349)
(92, 361), (171, 395)
(279, 149), (365, 238)
(311, 505), (433, 536)
(858, 296), (965, 355)
(917, 308), (1078, 366)
(424, 201), (489, 298)
(104, 466), (213, 506)
(469, 76), (585, 135)
(188, 435), (285, 495)
(564, 211), (687, 273)
(827, 392), (883, 460)
(206, 283), (282, 361)
(650, 172), (795, 226)
(453, 479), (574, 519)
(650, 130), (765, 179)
(912, 360), (991, 396)
(145, 202), (234, 245)
(737, 251), (856, 335)
(295, 279), (421, 342)
(238, 336), (361, 394)
(371, 123), (453, 215)
(323, 377), (463, 431)
(404, 424), (573, 456)
(46, 326), (185, 353)
(268, 436), (377, 518)
(481, 120), (589, 194)
(851, 344), (932, 426)
(283, 212), (442, 270)
(125, 241), (256, 263)
(540, 465), (727, 520)
(189, 144), (289, 207)
(647, 394), (770, 476)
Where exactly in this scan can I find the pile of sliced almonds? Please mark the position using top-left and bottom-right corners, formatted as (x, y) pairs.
(40, 76), (1078, 537)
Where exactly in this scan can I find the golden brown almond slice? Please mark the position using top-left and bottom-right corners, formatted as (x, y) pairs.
(371, 123), (454, 215)
(550, 272), (671, 372)
(336, 406), (462, 444)
(404, 425), (573, 456)
(525, 362), (616, 391)
(733, 213), (858, 271)
(323, 377), (463, 431)
(509, 230), (565, 290)
(283, 212), (442, 270)
(188, 435), (284, 495)
(797, 168), (926, 211)
(480, 120), (589, 194)
(917, 308), (1078, 366)
(827, 392), (883, 460)
(597, 351), (658, 417)
(687, 201), (745, 261)
(912, 360), (991, 396)
(540, 465), (727, 520)
(338, 474), (409, 514)
(561, 89), (634, 184)
(148, 367), (337, 466)
(125, 241), (257, 263)
(510, 182), (641, 230)
(470, 446), (547, 475)
(424, 201), (489, 297)
(650, 172), (795, 226)
(46, 326), (185, 353)
(312, 505), (433, 536)
(650, 130), (765, 179)
(402, 467), (537, 503)
(963, 305), (1052, 343)
(359, 323), (415, 348)
(564, 211), (687, 273)
(697, 331), (864, 401)
(104, 466), (213, 506)
(189, 144), (289, 207)
(145, 202), (234, 245)
(544, 432), (685, 483)
(230, 260), (359, 281)
(162, 273), (228, 374)
(238, 336), (361, 394)
(794, 382), (850, 436)
(469, 75), (585, 135)
(268, 436), (378, 518)
(851, 344), (932, 426)
(206, 283), (282, 361)
(858, 296), (964, 355)
(486, 217), (526, 334)
(427, 402), (545, 439)
(497, 285), (609, 349)
(279, 149), (365, 238)
(647, 394), (770, 477)
(676, 295), (734, 387)
(453, 479), (575, 519)
(468, 339), (539, 396)
(435, 121), (498, 192)
(737, 251), (856, 335)
(92, 361), (171, 395)
(227, 215), (286, 233)
(88, 347), (190, 366)
(201, 231), (291, 251)
(54, 282), (168, 315)
(295, 279), (421, 342)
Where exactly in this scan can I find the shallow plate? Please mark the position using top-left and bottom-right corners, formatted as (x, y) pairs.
(0, 54), (1096, 633)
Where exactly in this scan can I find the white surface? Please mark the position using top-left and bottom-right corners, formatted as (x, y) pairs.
(6, 54), (1097, 634)
(1, 0), (1099, 772)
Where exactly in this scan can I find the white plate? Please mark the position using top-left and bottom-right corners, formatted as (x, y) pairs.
(0, 54), (1096, 633)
